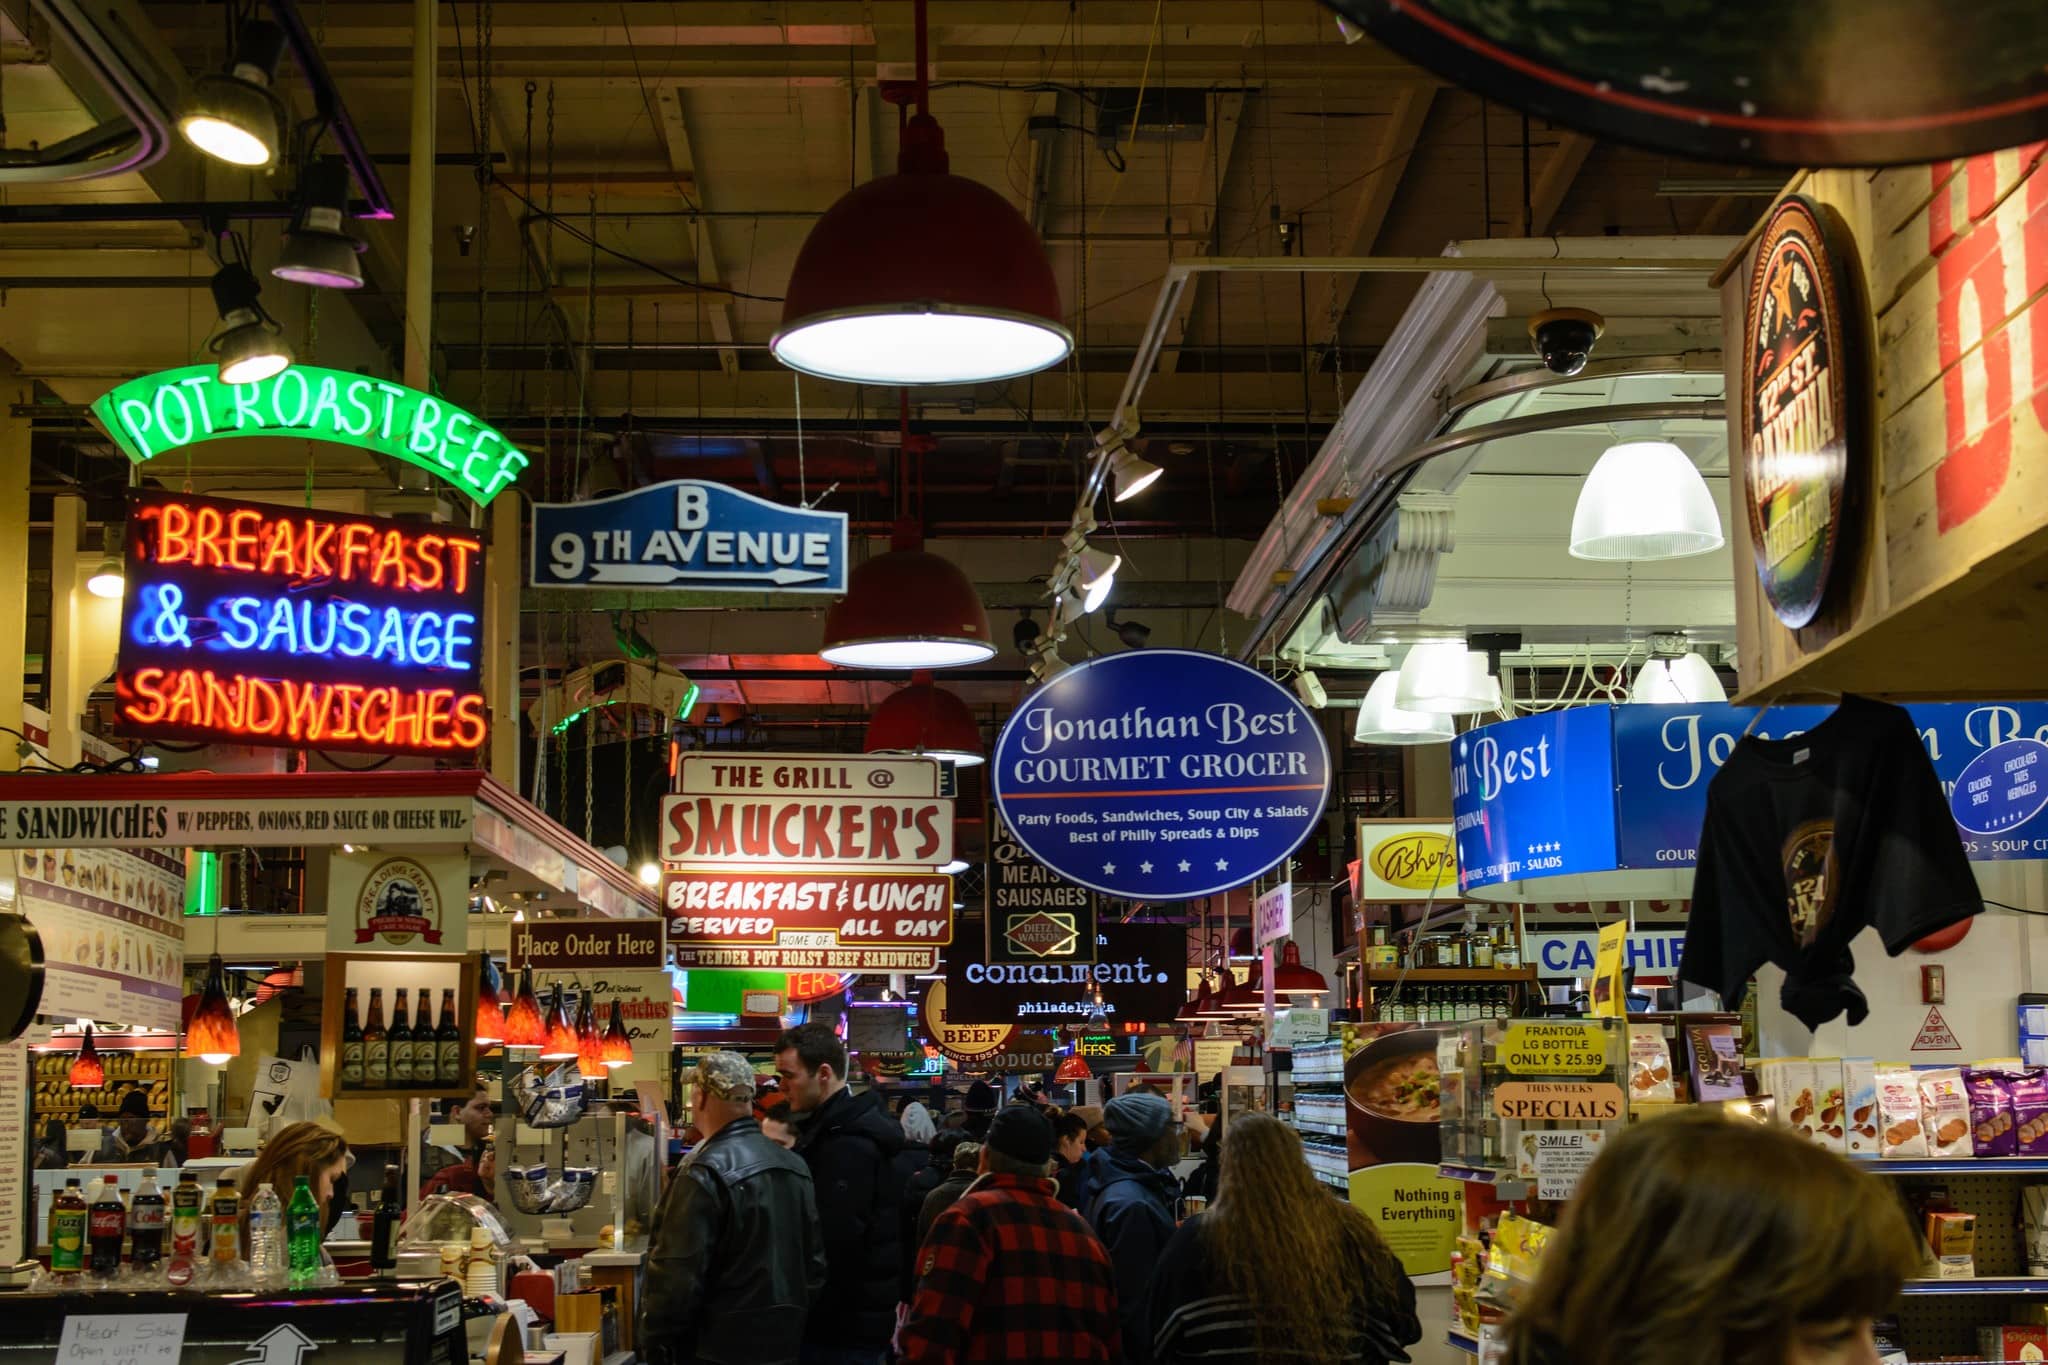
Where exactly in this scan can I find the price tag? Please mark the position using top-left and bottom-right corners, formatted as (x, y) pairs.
(1499, 1022), (1609, 1075)
(56, 1315), (187, 1365)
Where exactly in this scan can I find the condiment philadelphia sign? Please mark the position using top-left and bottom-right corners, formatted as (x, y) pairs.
(990, 650), (1330, 901)
(530, 479), (847, 593)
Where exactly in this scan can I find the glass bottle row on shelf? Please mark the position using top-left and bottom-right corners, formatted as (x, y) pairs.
(1376, 985), (1516, 1024)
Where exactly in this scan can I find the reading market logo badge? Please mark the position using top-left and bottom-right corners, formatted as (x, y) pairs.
(1003, 910), (1080, 959)
(1369, 831), (1457, 892)
(356, 856), (443, 946)
(1743, 195), (1861, 631)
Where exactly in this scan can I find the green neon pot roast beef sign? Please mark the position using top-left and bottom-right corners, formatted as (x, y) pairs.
(90, 364), (529, 505)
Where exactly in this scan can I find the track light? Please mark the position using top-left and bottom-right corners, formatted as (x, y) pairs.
(1108, 442), (1163, 502)
(208, 264), (291, 385)
(1026, 637), (1069, 685)
(1013, 613), (1041, 655)
(273, 157), (366, 290)
(179, 20), (287, 168)
(1105, 608), (1150, 649)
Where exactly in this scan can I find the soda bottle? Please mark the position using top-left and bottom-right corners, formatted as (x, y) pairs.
(88, 1176), (127, 1277)
(369, 1167), (402, 1272)
(208, 1177), (241, 1266)
(129, 1168), (166, 1273)
(246, 1182), (284, 1287)
(167, 1170), (203, 1284)
(286, 1176), (322, 1288)
(48, 1177), (87, 1277)
(341, 986), (365, 1088)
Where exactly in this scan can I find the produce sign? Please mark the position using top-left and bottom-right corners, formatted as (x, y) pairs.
(90, 364), (528, 505)
(113, 491), (488, 756)
(990, 649), (1329, 901)
(530, 479), (847, 593)
(1742, 196), (1860, 629)
(985, 809), (1095, 965)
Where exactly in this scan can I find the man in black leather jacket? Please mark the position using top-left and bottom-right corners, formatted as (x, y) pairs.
(641, 1052), (827, 1365)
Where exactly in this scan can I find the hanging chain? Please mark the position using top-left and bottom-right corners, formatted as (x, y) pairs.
(474, 0), (495, 415)
(582, 706), (595, 847)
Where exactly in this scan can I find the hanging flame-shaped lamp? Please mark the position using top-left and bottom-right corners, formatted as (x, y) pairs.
(474, 954), (507, 1046)
(503, 964), (546, 1051)
(601, 998), (633, 1068)
(187, 954), (241, 1064)
(69, 1022), (105, 1088)
(574, 989), (606, 1079)
(540, 982), (579, 1061)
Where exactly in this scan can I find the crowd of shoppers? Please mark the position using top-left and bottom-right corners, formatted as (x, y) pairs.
(640, 1038), (1423, 1365)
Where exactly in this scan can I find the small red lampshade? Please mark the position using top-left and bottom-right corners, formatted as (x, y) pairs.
(474, 954), (507, 1046)
(1272, 941), (1330, 998)
(1192, 969), (1239, 1020)
(69, 1022), (104, 1088)
(820, 546), (994, 671)
(1054, 1052), (1092, 1084)
(602, 999), (633, 1068)
(1219, 963), (1265, 1016)
(540, 982), (579, 1061)
(186, 954), (241, 1064)
(1175, 979), (1209, 1024)
(574, 990), (605, 1080)
(863, 670), (984, 766)
(504, 965), (546, 1051)
(1228, 927), (1257, 961)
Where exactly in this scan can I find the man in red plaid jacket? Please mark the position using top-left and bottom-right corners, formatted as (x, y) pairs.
(900, 1105), (1122, 1363)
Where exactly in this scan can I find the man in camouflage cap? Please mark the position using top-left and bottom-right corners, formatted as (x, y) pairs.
(641, 1052), (827, 1365)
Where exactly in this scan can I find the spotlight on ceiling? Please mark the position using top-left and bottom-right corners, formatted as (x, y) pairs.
(85, 526), (125, 600)
(1026, 637), (1069, 685)
(207, 264), (292, 385)
(179, 20), (287, 168)
(1012, 612), (1042, 655)
(1105, 608), (1150, 649)
(272, 157), (367, 290)
(1106, 434), (1163, 502)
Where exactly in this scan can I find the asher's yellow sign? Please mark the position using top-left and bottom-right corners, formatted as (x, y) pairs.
(1359, 821), (1458, 899)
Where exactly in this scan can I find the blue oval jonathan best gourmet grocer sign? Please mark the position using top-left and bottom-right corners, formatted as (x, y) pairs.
(991, 650), (1330, 901)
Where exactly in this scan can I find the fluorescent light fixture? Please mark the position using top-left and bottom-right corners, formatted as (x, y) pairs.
(1353, 671), (1454, 745)
(772, 311), (1072, 387)
(1570, 440), (1725, 561)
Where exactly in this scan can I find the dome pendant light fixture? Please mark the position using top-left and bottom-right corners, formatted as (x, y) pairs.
(1394, 641), (1501, 717)
(272, 157), (367, 290)
(1569, 440), (1725, 561)
(208, 262), (292, 385)
(179, 19), (287, 168)
(1353, 671), (1454, 745)
(771, 0), (1071, 385)
(864, 670), (985, 766)
(1629, 634), (1728, 704)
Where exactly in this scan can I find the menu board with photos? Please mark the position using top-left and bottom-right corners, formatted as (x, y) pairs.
(17, 845), (184, 1030)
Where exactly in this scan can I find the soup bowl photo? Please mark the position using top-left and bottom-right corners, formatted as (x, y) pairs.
(1344, 1028), (1443, 1163)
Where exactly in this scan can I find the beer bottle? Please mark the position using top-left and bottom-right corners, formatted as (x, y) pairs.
(436, 989), (462, 1086)
(341, 986), (365, 1088)
(363, 987), (388, 1088)
(389, 988), (413, 1085)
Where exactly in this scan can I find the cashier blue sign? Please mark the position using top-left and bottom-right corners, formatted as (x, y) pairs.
(990, 650), (1329, 901)
(529, 478), (848, 592)
(1450, 707), (1618, 893)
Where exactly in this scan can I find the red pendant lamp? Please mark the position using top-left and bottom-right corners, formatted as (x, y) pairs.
(574, 989), (606, 1080)
(1192, 969), (1240, 1021)
(864, 670), (984, 766)
(503, 965), (546, 1051)
(69, 1022), (105, 1088)
(1175, 976), (1213, 1024)
(474, 954), (507, 1047)
(601, 998), (633, 1068)
(822, 519), (993, 669)
(771, 0), (1069, 387)
(1054, 1052), (1092, 1084)
(186, 954), (241, 1064)
(540, 982), (579, 1061)
(1272, 941), (1330, 998)
(1219, 962), (1265, 1016)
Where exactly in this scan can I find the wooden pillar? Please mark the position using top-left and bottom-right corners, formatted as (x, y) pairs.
(47, 494), (82, 765)
(0, 391), (30, 768)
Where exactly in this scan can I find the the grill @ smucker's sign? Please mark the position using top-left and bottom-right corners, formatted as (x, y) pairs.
(663, 870), (952, 973)
(990, 649), (1330, 903)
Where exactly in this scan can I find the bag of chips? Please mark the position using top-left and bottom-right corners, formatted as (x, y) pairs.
(2014, 1069), (2048, 1155)
(1877, 1067), (1928, 1158)
(1919, 1068), (1974, 1158)
(1967, 1067), (2018, 1157)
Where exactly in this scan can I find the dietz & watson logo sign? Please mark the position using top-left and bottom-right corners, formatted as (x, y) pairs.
(1004, 910), (1080, 958)
(1743, 195), (1862, 630)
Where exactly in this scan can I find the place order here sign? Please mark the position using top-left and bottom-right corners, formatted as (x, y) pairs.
(659, 754), (955, 973)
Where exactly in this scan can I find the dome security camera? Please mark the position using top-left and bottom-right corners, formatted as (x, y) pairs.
(1528, 307), (1606, 377)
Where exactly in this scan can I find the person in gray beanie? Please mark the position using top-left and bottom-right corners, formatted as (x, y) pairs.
(1081, 1092), (1184, 1360)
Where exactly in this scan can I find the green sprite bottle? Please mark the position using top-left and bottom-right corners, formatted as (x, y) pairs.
(286, 1176), (322, 1288)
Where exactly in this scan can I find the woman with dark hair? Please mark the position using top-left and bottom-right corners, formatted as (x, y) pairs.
(1144, 1113), (1419, 1365)
(1505, 1110), (1921, 1365)
(34, 1119), (69, 1170)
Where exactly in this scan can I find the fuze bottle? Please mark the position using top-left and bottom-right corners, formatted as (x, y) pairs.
(48, 1177), (87, 1277)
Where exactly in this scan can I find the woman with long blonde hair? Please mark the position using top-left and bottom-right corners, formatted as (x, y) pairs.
(1144, 1112), (1420, 1364)
(239, 1121), (350, 1241)
(1506, 1111), (1920, 1365)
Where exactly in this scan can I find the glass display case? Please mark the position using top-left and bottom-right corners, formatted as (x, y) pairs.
(1437, 1016), (1628, 1190)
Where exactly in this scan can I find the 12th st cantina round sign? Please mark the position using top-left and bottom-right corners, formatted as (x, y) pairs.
(992, 650), (1330, 901)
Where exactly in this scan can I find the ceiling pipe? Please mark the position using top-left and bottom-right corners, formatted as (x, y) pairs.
(0, 0), (178, 184)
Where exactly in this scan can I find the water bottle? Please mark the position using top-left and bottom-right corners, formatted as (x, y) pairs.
(286, 1176), (322, 1288)
(246, 1183), (284, 1287)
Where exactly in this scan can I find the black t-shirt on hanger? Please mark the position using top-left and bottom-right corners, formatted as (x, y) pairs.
(1679, 695), (1981, 1030)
